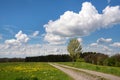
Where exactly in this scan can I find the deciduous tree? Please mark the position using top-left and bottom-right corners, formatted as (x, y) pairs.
(67, 38), (82, 62)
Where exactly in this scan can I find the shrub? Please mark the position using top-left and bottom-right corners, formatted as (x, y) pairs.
(76, 58), (84, 62)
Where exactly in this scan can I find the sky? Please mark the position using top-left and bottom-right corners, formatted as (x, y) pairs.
(0, 0), (120, 58)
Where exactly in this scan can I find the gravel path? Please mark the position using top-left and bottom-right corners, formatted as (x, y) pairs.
(49, 63), (120, 80)
(49, 63), (102, 80)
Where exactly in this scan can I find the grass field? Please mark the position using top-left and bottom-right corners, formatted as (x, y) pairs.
(0, 62), (72, 80)
(59, 62), (120, 77)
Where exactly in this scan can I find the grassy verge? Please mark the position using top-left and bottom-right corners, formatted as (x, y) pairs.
(0, 62), (72, 80)
(59, 62), (120, 77)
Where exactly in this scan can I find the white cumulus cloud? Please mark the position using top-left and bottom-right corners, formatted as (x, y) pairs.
(44, 2), (120, 44)
(110, 42), (120, 48)
(32, 31), (39, 37)
(103, 46), (112, 52)
(90, 43), (98, 47)
(15, 30), (29, 43)
(44, 33), (66, 45)
(88, 38), (120, 55)
(85, 44), (113, 55)
(5, 39), (21, 47)
(90, 37), (112, 47)
(97, 38), (112, 44)
(5, 30), (29, 48)
(77, 38), (82, 43)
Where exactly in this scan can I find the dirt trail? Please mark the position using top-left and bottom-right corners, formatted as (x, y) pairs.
(49, 63), (120, 80)
(49, 63), (103, 80)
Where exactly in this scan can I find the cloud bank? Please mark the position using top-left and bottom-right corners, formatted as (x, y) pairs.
(0, 30), (67, 58)
(0, 44), (67, 58)
(88, 37), (120, 55)
(44, 2), (120, 44)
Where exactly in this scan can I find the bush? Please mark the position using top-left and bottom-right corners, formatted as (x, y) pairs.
(104, 58), (116, 66)
(76, 58), (84, 62)
(115, 62), (120, 67)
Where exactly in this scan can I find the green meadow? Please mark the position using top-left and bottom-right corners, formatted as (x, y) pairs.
(0, 62), (72, 80)
(59, 62), (120, 77)
(1, 62), (120, 80)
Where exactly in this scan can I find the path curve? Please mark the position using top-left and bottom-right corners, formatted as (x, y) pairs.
(49, 63), (103, 80)
(50, 63), (120, 80)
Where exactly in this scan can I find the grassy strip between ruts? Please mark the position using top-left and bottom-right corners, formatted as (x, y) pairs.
(0, 62), (73, 80)
(59, 62), (120, 77)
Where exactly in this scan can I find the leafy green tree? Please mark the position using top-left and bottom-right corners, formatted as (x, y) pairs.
(103, 54), (120, 67)
(67, 38), (82, 62)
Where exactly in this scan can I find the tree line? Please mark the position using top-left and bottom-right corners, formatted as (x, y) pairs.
(0, 52), (120, 67)
(81, 52), (120, 67)
(0, 58), (24, 62)
(25, 55), (72, 62)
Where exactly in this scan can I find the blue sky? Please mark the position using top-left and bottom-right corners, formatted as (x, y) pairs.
(0, 0), (120, 58)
